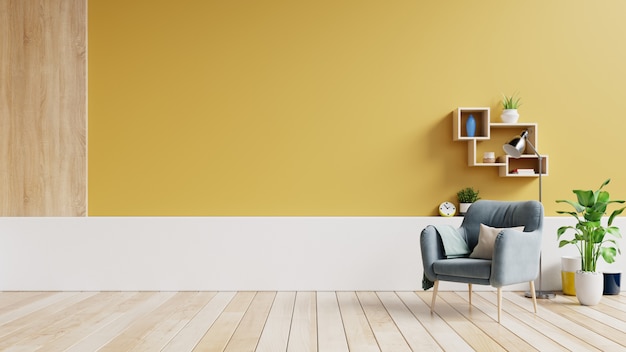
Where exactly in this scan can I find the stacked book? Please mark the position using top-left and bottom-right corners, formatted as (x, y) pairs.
(510, 168), (536, 175)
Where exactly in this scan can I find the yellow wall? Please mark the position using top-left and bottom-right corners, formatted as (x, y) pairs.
(88, 0), (626, 216)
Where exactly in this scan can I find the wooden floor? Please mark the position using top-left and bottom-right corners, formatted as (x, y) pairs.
(0, 291), (624, 351)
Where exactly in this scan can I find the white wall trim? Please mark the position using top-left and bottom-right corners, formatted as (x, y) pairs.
(1, 217), (623, 291)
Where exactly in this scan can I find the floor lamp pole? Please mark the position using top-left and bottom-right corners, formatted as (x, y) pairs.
(524, 141), (555, 299)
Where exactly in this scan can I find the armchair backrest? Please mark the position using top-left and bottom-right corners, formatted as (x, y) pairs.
(459, 200), (544, 250)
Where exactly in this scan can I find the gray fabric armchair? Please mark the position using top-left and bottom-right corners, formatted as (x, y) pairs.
(421, 200), (543, 322)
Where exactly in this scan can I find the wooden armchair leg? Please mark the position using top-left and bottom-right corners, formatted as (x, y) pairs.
(431, 280), (439, 313)
(468, 283), (472, 308)
(497, 287), (502, 323)
(529, 281), (538, 313)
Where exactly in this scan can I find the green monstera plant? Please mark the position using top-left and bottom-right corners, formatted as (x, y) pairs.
(556, 179), (625, 272)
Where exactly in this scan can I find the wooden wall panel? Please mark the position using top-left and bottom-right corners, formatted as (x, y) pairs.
(0, 0), (86, 216)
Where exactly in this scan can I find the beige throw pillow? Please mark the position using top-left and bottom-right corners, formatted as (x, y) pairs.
(469, 224), (525, 259)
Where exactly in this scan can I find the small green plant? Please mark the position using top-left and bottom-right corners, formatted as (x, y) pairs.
(501, 92), (522, 109)
(556, 179), (625, 272)
(457, 187), (480, 203)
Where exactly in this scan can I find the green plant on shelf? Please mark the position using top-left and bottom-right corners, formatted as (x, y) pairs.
(501, 92), (522, 109)
(457, 187), (480, 203)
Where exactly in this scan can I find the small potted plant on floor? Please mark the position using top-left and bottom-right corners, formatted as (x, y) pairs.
(457, 187), (480, 215)
(501, 92), (521, 123)
(556, 179), (624, 305)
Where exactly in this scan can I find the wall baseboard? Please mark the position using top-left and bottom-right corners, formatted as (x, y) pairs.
(1, 217), (623, 291)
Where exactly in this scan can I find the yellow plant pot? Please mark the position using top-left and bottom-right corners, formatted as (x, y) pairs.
(561, 271), (576, 295)
(561, 256), (581, 296)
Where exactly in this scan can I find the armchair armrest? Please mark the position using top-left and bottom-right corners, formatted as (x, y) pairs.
(490, 229), (542, 287)
(420, 225), (446, 281)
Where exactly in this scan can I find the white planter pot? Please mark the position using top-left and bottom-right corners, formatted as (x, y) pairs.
(575, 270), (604, 305)
(459, 202), (472, 215)
(500, 109), (519, 123)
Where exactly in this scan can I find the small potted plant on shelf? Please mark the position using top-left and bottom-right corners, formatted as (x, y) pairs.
(556, 178), (624, 305)
(501, 92), (521, 123)
(457, 187), (480, 215)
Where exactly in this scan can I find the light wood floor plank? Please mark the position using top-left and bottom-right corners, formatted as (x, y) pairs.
(396, 291), (473, 351)
(32, 292), (139, 351)
(161, 291), (236, 352)
(558, 292), (626, 326)
(415, 291), (507, 352)
(224, 291), (276, 352)
(376, 292), (442, 352)
(606, 291), (626, 303)
(129, 291), (218, 352)
(456, 291), (564, 352)
(0, 292), (95, 344)
(287, 291), (317, 352)
(316, 291), (349, 352)
(584, 299), (626, 326)
(560, 292), (626, 322)
(0, 293), (89, 351)
(65, 292), (176, 352)
(542, 294), (626, 349)
(0, 292), (78, 326)
(498, 291), (601, 351)
(256, 291), (296, 352)
(439, 291), (537, 352)
(0, 290), (622, 351)
(99, 292), (216, 351)
(0, 292), (49, 311)
(336, 292), (379, 352)
(193, 291), (256, 352)
(0, 292), (111, 349)
(356, 291), (411, 352)
(596, 294), (626, 312)
(498, 292), (620, 351)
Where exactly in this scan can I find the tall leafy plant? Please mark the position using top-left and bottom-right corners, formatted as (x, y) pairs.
(556, 179), (625, 272)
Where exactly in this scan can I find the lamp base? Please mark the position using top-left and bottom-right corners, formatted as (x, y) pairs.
(525, 290), (555, 299)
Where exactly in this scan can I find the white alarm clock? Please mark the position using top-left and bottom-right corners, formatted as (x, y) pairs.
(439, 201), (456, 217)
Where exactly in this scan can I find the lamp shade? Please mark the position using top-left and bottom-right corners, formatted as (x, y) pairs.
(503, 130), (529, 158)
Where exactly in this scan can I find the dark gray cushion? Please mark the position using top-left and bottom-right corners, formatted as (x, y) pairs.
(433, 258), (491, 279)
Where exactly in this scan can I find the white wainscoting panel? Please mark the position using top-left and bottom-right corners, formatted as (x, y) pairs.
(0, 217), (623, 291)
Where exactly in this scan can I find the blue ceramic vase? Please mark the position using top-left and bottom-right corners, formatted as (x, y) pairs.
(466, 114), (476, 137)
